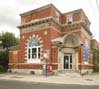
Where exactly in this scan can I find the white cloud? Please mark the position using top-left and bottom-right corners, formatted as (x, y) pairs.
(0, 0), (99, 41)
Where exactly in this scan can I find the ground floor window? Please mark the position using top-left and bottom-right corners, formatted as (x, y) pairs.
(27, 38), (41, 63)
(84, 40), (89, 64)
(28, 47), (40, 60)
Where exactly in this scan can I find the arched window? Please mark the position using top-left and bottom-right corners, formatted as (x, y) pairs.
(84, 40), (89, 64)
(27, 38), (40, 62)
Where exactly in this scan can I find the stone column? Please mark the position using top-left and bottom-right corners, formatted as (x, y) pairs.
(58, 47), (64, 73)
(75, 52), (79, 71)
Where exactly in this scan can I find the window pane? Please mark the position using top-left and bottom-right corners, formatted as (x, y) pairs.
(70, 55), (72, 63)
(29, 38), (40, 47)
(67, 15), (72, 24)
(28, 49), (30, 59)
(32, 48), (37, 59)
(38, 47), (40, 59)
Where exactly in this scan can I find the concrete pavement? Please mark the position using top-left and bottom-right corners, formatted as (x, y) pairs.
(0, 73), (99, 85)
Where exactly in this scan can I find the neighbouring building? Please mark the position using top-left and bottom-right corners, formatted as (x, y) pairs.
(91, 39), (99, 50)
(91, 39), (99, 63)
(9, 4), (93, 74)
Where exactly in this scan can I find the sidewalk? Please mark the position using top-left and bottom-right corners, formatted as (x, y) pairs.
(0, 73), (99, 85)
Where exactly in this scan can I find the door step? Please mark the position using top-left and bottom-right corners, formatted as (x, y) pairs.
(58, 71), (81, 77)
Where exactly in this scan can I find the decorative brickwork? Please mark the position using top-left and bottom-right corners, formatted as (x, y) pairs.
(25, 34), (43, 63)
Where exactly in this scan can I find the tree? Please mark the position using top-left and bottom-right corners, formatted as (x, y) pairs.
(0, 32), (19, 72)
(0, 50), (8, 72)
(93, 49), (99, 72)
(0, 32), (19, 48)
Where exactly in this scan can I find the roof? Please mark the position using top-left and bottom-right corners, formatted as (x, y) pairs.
(20, 4), (62, 16)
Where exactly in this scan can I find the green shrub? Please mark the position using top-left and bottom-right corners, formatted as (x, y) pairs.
(0, 65), (5, 72)
(94, 63), (99, 72)
(81, 71), (89, 76)
(30, 71), (35, 74)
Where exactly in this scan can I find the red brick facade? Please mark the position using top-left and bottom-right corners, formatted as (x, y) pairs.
(9, 4), (93, 74)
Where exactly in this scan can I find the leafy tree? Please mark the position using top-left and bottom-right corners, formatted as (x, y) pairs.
(0, 50), (8, 72)
(0, 32), (19, 72)
(93, 49), (99, 72)
(0, 32), (19, 48)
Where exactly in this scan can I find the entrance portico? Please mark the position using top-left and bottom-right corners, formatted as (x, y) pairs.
(53, 33), (83, 72)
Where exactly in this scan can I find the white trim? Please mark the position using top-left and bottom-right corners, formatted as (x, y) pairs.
(25, 54), (27, 56)
(32, 34), (35, 38)
(50, 26), (61, 33)
(25, 57), (27, 60)
(41, 48), (43, 51)
(40, 45), (43, 47)
(62, 30), (80, 34)
(25, 47), (27, 49)
(51, 37), (64, 43)
(27, 39), (29, 42)
(66, 14), (73, 25)
(52, 46), (57, 48)
(84, 61), (88, 65)
(36, 35), (39, 38)
(27, 46), (41, 63)
(27, 59), (40, 63)
(25, 50), (27, 53)
(25, 34), (43, 64)
(29, 36), (31, 39)
(25, 43), (28, 46)
(38, 37), (41, 40)
(40, 40), (43, 43)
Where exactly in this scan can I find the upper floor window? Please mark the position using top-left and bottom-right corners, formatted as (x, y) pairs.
(67, 15), (72, 24)
(55, 11), (60, 23)
(27, 38), (40, 63)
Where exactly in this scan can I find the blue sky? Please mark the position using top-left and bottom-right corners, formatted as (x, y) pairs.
(0, 0), (99, 41)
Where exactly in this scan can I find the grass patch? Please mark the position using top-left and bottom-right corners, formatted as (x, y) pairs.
(81, 71), (89, 76)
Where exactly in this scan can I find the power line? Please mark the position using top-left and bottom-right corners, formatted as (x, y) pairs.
(96, 0), (99, 12)
(89, 0), (99, 21)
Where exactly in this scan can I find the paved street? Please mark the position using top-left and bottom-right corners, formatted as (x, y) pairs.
(0, 79), (99, 89)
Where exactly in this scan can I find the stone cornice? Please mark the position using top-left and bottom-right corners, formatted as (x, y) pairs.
(17, 17), (62, 29)
(80, 22), (92, 35)
(62, 22), (92, 36)
(18, 17), (92, 36)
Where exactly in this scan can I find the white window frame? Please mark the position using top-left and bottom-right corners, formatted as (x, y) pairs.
(67, 15), (72, 24)
(55, 11), (60, 23)
(27, 38), (41, 63)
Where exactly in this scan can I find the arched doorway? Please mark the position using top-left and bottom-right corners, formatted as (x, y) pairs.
(59, 33), (82, 71)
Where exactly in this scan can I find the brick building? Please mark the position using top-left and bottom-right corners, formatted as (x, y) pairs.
(9, 4), (93, 74)
(91, 39), (99, 50)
